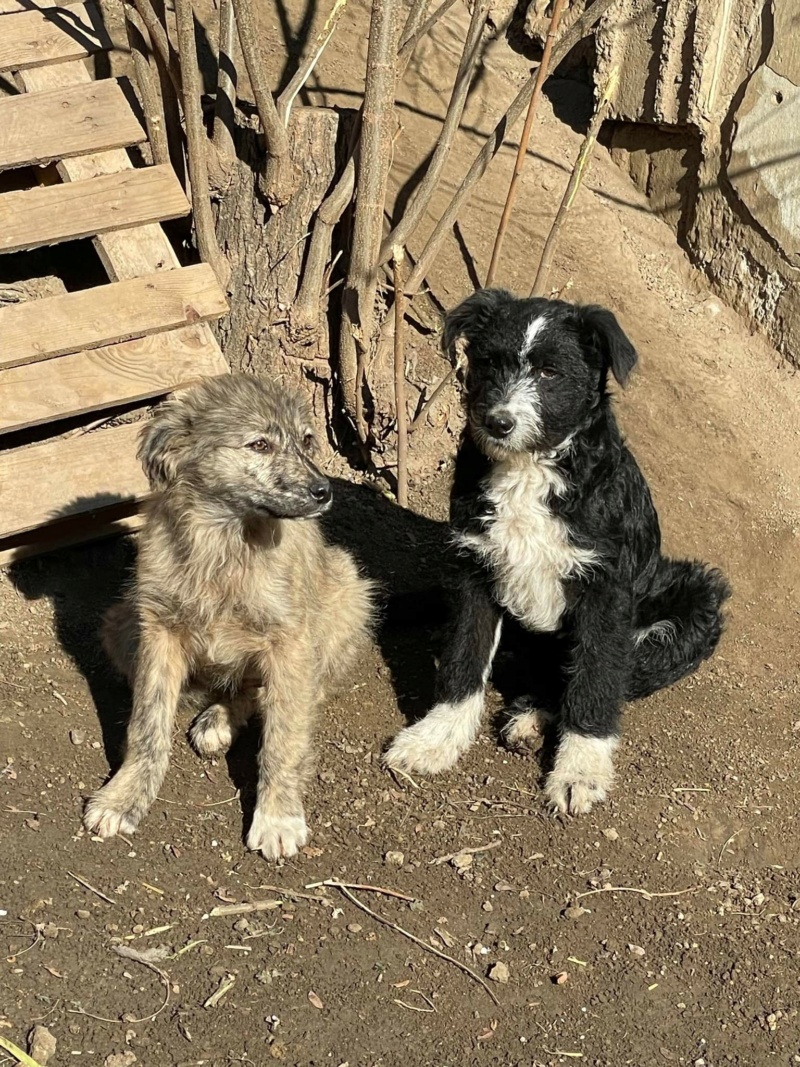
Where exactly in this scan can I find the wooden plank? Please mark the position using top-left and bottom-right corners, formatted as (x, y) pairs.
(0, 0), (63, 14)
(0, 79), (144, 170)
(0, 421), (148, 539)
(0, 511), (143, 567)
(0, 263), (228, 370)
(0, 325), (223, 433)
(0, 165), (190, 253)
(0, 2), (111, 72)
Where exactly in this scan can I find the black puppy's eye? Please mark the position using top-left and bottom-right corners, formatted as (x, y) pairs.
(248, 438), (273, 454)
(538, 368), (557, 380)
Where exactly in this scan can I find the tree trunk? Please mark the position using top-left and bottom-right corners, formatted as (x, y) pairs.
(212, 106), (343, 386)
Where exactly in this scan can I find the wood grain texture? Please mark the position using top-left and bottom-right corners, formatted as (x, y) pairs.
(0, 263), (228, 369)
(0, 421), (148, 538)
(0, 2), (111, 71)
(0, 79), (145, 170)
(0, 325), (223, 433)
(0, 511), (143, 566)
(0, 165), (190, 253)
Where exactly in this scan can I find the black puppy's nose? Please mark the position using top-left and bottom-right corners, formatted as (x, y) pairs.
(485, 411), (516, 438)
(309, 478), (332, 504)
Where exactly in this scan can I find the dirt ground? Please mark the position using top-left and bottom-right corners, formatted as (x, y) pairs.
(3, 2), (800, 1065)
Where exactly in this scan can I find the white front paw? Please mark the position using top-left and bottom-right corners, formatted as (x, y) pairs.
(545, 733), (617, 815)
(247, 811), (309, 860)
(84, 788), (146, 838)
(384, 695), (484, 776)
(502, 706), (552, 749)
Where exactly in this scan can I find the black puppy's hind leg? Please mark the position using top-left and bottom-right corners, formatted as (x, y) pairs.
(627, 559), (730, 701)
(384, 574), (502, 775)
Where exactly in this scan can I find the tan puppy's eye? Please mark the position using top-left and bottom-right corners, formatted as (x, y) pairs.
(248, 438), (273, 453)
(302, 432), (315, 451)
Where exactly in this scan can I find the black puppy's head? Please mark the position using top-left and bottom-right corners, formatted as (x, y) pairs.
(444, 288), (637, 458)
(139, 373), (332, 520)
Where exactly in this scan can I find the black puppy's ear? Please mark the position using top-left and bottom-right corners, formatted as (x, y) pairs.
(578, 305), (637, 386)
(442, 288), (515, 354)
(137, 396), (191, 491)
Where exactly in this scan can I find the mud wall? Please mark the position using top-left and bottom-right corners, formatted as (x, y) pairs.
(590, 0), (800, 361)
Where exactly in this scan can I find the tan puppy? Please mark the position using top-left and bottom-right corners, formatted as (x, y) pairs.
(84, 374), (374, 859)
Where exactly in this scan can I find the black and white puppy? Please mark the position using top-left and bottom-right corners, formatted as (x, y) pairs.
(385, 289), (730, 814)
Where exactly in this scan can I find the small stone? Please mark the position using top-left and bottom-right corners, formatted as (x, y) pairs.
(29, 1024), (57, 1065)
(346, 923), (362, 933)
(451, 851), (473, 871)
(494, 881), (514, 892)
(482, 901), (494, 913)
(69, 729), (86, 746)
(76, 909), (90, 919)
(563, 905), (589, 920)
(91, 741), (102, 749)
(601, 828), (619, 841)
(627, 943), (645, 957)
(752, 892), (765, 906)
(488, 961), (510, 984)
(384, 850), (404, 867)
(104, 1053), (137, 1067)
(553, 971), (569, 985)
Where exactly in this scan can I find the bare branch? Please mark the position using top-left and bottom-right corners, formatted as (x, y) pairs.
(531, 64), (620, 296)
(231, 0), (295, 205)
(397, 0), (459, 69)
(485, 0), (568, 287)
(130, 0), (183, 96)
(403, 0), (619, 301)
(123, 0), (170, 167)
(398, 0), (432, 50)
(277, 0), (350, 127)
(379, 0), (490, 267)
(339, 0), (402, 437)
(393, 246), (409, 506)
(212, 0), (237, 159)
(173, 0), (230, 286)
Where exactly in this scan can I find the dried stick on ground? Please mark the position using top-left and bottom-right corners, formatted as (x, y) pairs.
(485, 0), (568, 287)
(531, 64), (620, 296)
(212, 0), (237, 158)
(379, 0), (490, 267)
(173, 0), (230, 286)
(231, 0), (295, 205)
(339, 0), (402, 438)
(333, 883), (501, 1005)
(393, 246), (409, 506)
(277, 0), (350, 126)
(123, 1), (170, 166)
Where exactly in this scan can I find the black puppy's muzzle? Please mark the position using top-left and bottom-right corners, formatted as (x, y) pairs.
(484, 411), (516, 439)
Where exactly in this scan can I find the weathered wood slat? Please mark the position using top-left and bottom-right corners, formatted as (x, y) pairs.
(0, 421), (148, 539)
(0, 264), (228, 370)
(0, 79), (145, 170)
(0, 2), (111, 72)
(0, 511), (144, 567)
(0, 165), (190, 253)
(0, 325), (223, 433)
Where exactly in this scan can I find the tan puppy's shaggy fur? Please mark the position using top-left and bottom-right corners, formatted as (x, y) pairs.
(83, 374), (374, 859)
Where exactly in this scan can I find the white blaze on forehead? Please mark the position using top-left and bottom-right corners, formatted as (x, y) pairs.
(520, 313), (547, 356)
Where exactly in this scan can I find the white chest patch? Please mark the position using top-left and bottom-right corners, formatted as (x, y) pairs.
(456, 454), (597, 632)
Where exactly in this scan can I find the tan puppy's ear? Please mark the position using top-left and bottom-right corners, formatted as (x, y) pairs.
(137, 394), (192, 490)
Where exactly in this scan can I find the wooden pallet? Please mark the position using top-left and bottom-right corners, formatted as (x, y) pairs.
(0, 0), (229, 564)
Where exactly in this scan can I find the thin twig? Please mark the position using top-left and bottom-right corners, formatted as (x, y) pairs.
(130, 0), (182, 95)
(206, 899), (283, 918)
(306, 879), (418, 902)
(575, 885), (698, 902)
(397, 0), (458, 67)
(408, 359), (460, 431)
(67, 871), (116, 906)
(212, 0), (237, 158)
(393, 246), (409, 506)
(393, 989), (437, 1012)
(379, 0), (490, 266)
(718, 830), (741, 867)
(0, 1037), (43, 1067)
(485, 0), (568, 287)
(68, 946), (170, 1024)
(339, 0), (402, 438)
(403, 0), (618, 303)
(331, 884), (500, 1005)
(231, 0), (294, 205)
(277, 0), (350, 126)
(173, 0), (230, 286)
(398, 0), (431, 50)
(244, 884), (333, 903)
(123, 0), (170, 166)
(531, 63), (620, 296)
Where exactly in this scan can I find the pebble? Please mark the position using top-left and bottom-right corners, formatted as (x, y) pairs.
(563, 904), (589, 920)
(384, 850), (404, 867)
(346, 923), (362, 933)
(69, 729), (86, 746)
(488, 961), (510, 984)
(482, 901), (493, 913)
(76, 909), (90, 919)
(29, 1024), (57, 1065)
(104, 1053), (137, 1067)
(601, 828), (619, 841)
